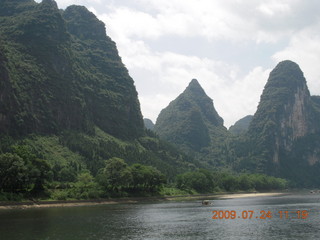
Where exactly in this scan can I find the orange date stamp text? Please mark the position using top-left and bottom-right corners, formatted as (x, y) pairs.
(211, 210), (309, 220)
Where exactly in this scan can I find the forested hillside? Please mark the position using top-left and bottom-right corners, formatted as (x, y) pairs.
(1, 1), (316, 200)
(233, 61), (320, 186)
(154, 79), (230, 166)
(0, 0), (199, 200)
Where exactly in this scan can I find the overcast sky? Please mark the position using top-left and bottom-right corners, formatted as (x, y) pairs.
(36, 0), (320, 128)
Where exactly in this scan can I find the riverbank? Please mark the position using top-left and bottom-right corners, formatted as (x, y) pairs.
(0, 192), (286, 210)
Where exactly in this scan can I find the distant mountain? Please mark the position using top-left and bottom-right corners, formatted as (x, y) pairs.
(229, 115), (253, 135)
(238, 60), (320, 186)
(154, 79), (229, 165)
(143, 118), (155, 130)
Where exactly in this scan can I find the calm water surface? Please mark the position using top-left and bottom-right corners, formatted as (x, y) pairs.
(0, 192), (319, 240)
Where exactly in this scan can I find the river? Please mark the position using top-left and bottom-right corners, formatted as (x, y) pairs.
(0, 192), (319, 239)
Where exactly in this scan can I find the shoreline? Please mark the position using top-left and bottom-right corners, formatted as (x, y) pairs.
(0, 192), (286, 210)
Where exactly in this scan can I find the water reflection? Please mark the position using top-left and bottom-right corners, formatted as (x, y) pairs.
(0, 193), (319, 240)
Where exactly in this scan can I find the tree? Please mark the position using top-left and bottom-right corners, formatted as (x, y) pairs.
(130, 164), (165, 192)
(176, 171), (212, 193)
(97, 157), (132, 192)
(58, 167), (77, 182)
(12, 145), (52, 194)
(70, 172), (100, 199)
(238, 174), (254, 190)
(0, 153), (28, 192)
(221, 175), (239, 192)
(29, 158), (52, 194)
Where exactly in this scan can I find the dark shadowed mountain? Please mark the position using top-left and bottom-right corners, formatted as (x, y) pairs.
(143, 118), (155, 130)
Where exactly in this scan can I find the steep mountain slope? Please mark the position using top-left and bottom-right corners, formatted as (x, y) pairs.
(0, 0), (143, 139)
(240, 60), (320, 185)
(154, 79), (229, 165)
(0, 0), (199, 183)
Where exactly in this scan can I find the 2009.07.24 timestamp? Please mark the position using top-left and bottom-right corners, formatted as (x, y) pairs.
(211, 210), (309, 220)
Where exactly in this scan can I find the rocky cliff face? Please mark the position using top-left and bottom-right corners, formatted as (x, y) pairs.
(0, 0), (144, 139)
(245, 60), (320, 183)
(0, 0), (203, 182)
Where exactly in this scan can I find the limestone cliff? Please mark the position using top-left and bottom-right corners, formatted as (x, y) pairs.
(245, 60), (320, 184)
(0, 0), (144, 139)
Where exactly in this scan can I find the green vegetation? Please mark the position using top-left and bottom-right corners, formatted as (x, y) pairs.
(0, 143), (287, 201)
(0, 146), (51, 199)
(0, 1), (143, 139)
(229, 115), (253, 135)
(154, 79), (230, 167)
(96, 158), (166, 197)
(0, 2), (319, 203)
(0, 0), (198, 201)
(0, 130), (201, 200)
(231, 61), (320, 187)
(0, 144), (166, 200)
(154, 61), (320, 188)
(175, 170), (287, 194)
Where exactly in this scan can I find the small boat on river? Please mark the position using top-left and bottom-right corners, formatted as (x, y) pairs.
(202, 200), (213, 206)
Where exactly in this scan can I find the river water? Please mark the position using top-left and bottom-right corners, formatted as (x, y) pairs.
(0, 192), (319, 240)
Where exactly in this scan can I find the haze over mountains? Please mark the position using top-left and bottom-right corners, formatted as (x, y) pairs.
(1, 0), (320, 187)
(229, 115), (253, 135)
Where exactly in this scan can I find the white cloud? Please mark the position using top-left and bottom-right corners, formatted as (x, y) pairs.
(273, 22), (320, 96)
(101, 1), (254, 42)
(35, 0), (102, 9)
(199, 66), (269, 128)
(257, 1), (291, 16)
(108, 38), (268, 127)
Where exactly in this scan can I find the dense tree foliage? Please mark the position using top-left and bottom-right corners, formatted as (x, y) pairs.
(0, 145), (52, 197)
(176, 170), (287, 193)
(97, 157), (132, 193)
(0, 0), (144, 139)
(96, 158), (166, 196)
(0, 153), (28, 193)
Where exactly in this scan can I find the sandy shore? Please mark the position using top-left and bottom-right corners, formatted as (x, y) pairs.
(0, 200), (139, 210)
(0, 192), (285, 210)
(215, 192), (285, 199)
(0, 199), (142, 210)
(164, 192), (285, 201)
